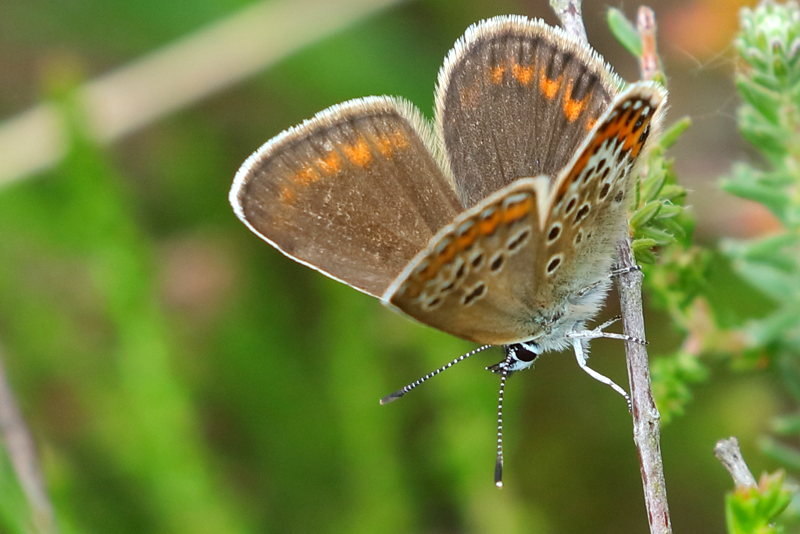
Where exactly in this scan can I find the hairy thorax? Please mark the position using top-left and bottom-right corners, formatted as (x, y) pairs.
(526, 275), (611, 353)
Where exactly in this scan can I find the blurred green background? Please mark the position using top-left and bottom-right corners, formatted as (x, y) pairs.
(0, 0), (784, 532)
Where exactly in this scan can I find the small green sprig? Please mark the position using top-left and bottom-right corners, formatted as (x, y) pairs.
(629, 118), (693, 265)
(725, 471), (793, 534)
(723, 1), (800, 224)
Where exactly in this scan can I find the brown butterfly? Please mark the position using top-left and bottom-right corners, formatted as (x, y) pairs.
(230, 15), (666, 486)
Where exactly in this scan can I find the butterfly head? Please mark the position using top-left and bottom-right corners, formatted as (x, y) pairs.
(487, 341), (542, 375)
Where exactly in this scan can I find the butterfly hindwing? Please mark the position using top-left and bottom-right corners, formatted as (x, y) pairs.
(231, 96), (462, 298)
(539, 82), (667, 303)
(384, 177), (550, 345)
(435, 15), (623, 208)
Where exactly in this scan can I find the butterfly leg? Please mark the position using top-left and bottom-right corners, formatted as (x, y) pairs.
(610, 264), (642, 277)
(569, 338), (631, 411)
(571, 316), (648, 345)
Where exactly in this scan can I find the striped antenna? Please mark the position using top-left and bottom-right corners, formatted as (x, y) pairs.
(494, 362), (510, 488)
(379, 344), (493, 405)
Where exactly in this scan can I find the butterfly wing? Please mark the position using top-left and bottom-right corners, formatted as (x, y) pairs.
(385, 83), (667, 345)
(539, 82), (667, 303)
(384, 177), (550, 345)
(435, 15), (623, 208)
(230, 96), (462, 298)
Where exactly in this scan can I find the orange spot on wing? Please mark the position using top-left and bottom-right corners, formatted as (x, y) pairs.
(295, 165), (321, 185)
(511, 63), (534, 85)
(554, 103), (657, 199)
(584, 116), (598, 131)
(279, 185), (296, 203)
(502, 196), (534, 223)
(562, 80), (590, 122)
(538, 68), (562, 99)
(375, 135), (394, 157)
(478, 210), (501, 236)
(402, 195), (535, 298)
(342, 137), (372, 167)
(390, 131), (409, 149)
(317, 150), (342, 174)
(437, 241), (457, 265)
(455, 225), (478, 251)
(375, 130), (409, 157)
(490, 65), (505, 84)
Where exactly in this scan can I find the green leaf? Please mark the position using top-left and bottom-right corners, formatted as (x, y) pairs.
(655, 203), (684, 219)
(640, 171), (667, 203)
(652, 351), (708, 424)
(607, 8), (642, 57)
(736, 75), (781, 124)
(658, 217), (688, 240)
(725, 471), (792, 534)
(721, 177), (789, 219)
(637, 225), (675, 246)
(632, 241), (657, 264)
(630, 200), (662, 229)
(658, 117), (692, 150)
(770, 413), (800, 436)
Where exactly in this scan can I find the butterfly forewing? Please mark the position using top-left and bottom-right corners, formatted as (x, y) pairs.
(385, 177), (550, 345)
(541, 82), (667, 301)
(435, 15), (623, 208)
(231, 96), (462, 298)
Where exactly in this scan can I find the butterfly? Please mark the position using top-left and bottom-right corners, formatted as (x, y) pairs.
(230, 15), (666, 486)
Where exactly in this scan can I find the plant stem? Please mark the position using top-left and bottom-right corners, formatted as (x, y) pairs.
(0, 0), (403, 188)
(0, 341), (58, 534)
(615, 238), (672, 534)
(549, 0), (588, 43)
(550, 1), (673, 530)
(637, 7), (659, 82)
(714, 437), (757, 488)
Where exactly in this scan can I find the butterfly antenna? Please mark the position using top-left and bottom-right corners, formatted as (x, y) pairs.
(379, 344), (493, 405)
(494, 364), (510, 488)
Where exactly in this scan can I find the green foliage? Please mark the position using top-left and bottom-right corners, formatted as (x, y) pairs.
(19, 71), (252, 533)
(0, 448), (34, 534)
(721, 1), (800, 366)
(651, 351), (709, 425)
(723, 0), (800, 425)
(719, 2), (800, 531)
(609, 7), (711, 423)
(629, 118), (693, 265)
(725, 472), (793, 534)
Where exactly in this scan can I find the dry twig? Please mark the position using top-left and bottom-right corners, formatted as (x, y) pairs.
(550, 2), (672, 532)
(0, 341), (58, 533)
